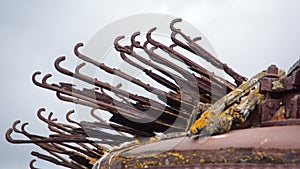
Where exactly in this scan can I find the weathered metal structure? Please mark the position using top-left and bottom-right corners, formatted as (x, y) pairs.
(6, 18), (300, 168)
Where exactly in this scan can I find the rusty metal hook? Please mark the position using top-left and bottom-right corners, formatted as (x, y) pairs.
(12, 120), (22, 133)
(130, 31), (144, 49)
(73, 42), (84, 57)
(29, 159), (39, 169)
(32, 71), (60, 92)
(114, 36), (132, 54)
(66, 110), (81, 126)
(54, 56), (74, 77)
(37, 108), (52, 124)
(5, 128), (21, 143)
(170, 18), (182, 33)
(20, 122), (31, 136)
(32, 71), (44, 88)
(146, 27), (160, 47)
(5, 127), (41, 144)
(170, 18), (200, 43)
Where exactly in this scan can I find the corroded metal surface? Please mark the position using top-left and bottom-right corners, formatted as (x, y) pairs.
(95, 125), (300, 168)
(147, 164), (300, 169)
(100, 148), (300, 169)
(259, 62), (300, 126)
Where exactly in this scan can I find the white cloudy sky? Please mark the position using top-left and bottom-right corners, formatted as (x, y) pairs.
(1, 1), (299, 168)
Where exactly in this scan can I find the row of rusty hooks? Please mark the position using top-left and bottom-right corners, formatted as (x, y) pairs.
(117, 42), (199, 108)
(114, 29), (226, 105)
(146, 25), (236, 92)
(147, 32), (223, 103)
(32, 68), (187, 135)
(115, 32), (205, 106)
(58, 88), (179, 137)
(7, 108), (109, 169)
(73, 43), (181, 115)
(9, 18), (249, 169)
(54, 55), (154, 107)
(170, 18), (247, 86)
(74, 38), (203, 131)
(53, 55), (189, 129)
(131, 31), (228, 100)
(117, 32), (192, 89)
(128, 32), (198, 92)
(55, 55), (191, 127)
(7, 122), (83, 169)
(30, 18), (246, 137)
(37, 108), (74, 134)
(119, 33), (186, 86)
(30, 151), (85, 169)
(74, 42), (169, 102)
(6, 109), (101, 144)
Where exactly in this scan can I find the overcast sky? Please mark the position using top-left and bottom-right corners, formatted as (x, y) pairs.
(1, 1), (300, 168)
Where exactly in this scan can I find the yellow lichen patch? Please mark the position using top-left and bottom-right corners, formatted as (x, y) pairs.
(272, 80), (284, 90)
(189, 111), (210, 134)
(199, 158), (205, 163)
(188, 71), (269, 136)
(149, 137), (157, 143)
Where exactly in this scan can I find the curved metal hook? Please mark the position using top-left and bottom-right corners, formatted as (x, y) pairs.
(130, 32), (143, 48)
(146, 27), (160, 46)
(29, 159), (39, 169)
(12, 120), (22, 133)
(170, 18), (182, 33)
(5, 128), (17, 143)
(66, 110), (81, 126)
(32, 71), (43, 87)
(42, 74), (52, 84)
(6, 125), (41, 144)
(20, 122), (43, 139)
(54, 56), (74, 77)
(37, 108), (50, 124)
(74, 42), (84, 57)
(74, 43), (98, 66)
(114, 35), (132, 54)
(170, 18), (202, 42)
(32, 71), (57, 91)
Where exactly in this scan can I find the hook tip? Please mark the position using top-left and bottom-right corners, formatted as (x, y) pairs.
(74, 43), (84, 56)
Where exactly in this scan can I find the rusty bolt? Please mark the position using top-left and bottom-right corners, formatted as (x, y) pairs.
(267, 65), (279, 77)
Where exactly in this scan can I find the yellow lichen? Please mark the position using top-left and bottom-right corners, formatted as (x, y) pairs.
(199, 158), (205, 163)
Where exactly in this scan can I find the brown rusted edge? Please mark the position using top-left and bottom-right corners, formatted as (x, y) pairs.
(98, 147), (300, 169)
